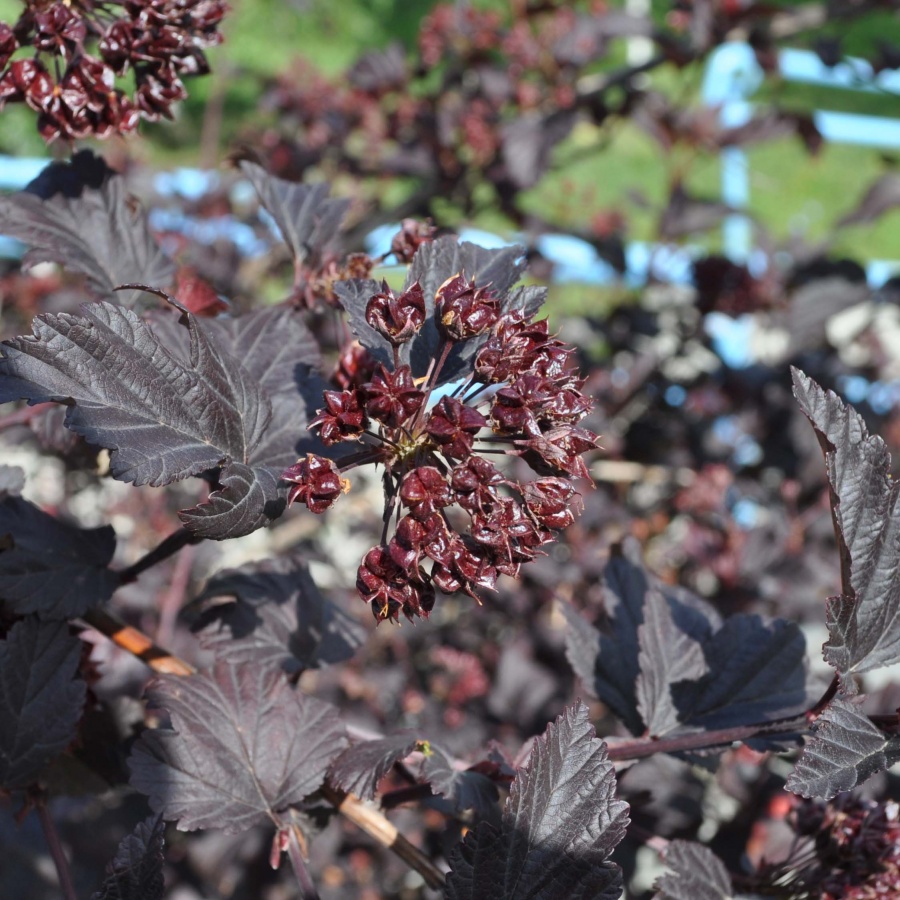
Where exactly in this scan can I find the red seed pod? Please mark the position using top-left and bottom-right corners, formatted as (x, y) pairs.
(363, 365), (425, 428)
(33, 4), (86, 55)
(309, 389), (367, 445)
(450, 456), (505, 512)
(522, 477), (580, 530)
(281, 454), (348, 513)
(390, 219), (437, 264)
(365, 279), (426, 345)
(333, 341), (378, 391)
(435, 273), (500, 341)
(399, 466), (453, 518)
(357, 546), (434, 623)
(426, 396), (486, 459)
(0, 24), (18, 70)
(519, 425), (598, 480)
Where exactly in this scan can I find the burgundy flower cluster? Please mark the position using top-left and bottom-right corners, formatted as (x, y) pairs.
(283, 269), (597, 624)
(786, 796), (900, 899)
(0, 0), (226, 141)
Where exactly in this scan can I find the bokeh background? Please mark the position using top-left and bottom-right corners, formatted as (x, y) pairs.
(2, 1), (900, 898)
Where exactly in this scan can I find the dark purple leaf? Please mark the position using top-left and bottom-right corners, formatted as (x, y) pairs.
(0, 465), (24, 499)
(786, 277), (869, 355)
(332, 277), (392, 368)
(838, 173), (900, 227)
(0, 497), (118, 619)
(565, 553), (812, 740)
(670, 614), (813, 731)
(190, 554), (365, 675)
(659, 184), (731, 240)
(0, 618), (86, 789)
(204, 306), (320, 408)
(562, 601), (640, 736)
(328, 731), (421, 800)
(636, 589), (709, 736)
(786, 697), (900, 800)
(0, 150), (174, 307)
(90, 816), (165, 900)
(148, 304), (319, 470)
(0, 303), (299, 539)
(422, 744), (499, 816)
(501, 111), (577, 190)
(239, 161), (349, 268)
(792, 369), (900, 689)
(445, 701), (629, 900)
(564, 552), (718, 737)
(177, 464), (285, 540)
(562, 553), (654, 736)
(653, 840), (733, 900)
(129, 662), (346, 833)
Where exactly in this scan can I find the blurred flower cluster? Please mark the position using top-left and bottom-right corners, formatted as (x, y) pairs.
(784, 797), (900, 899)
(0, 0), (226, 141)
(284, 271), (597, 623)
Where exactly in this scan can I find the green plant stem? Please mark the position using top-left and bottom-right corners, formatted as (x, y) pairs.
(35, 794), (77, 900)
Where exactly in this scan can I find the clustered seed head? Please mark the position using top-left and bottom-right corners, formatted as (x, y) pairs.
(282, 268), (596, 624)
(787, 797), (900, 899)
(365, 281), (426, 346)
(0, 0), (226, 141)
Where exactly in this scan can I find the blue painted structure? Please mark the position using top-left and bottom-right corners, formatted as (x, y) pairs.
(703, 42), (900, 277)
(0, 43), (897, 292)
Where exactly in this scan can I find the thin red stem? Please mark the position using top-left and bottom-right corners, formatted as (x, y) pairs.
(605, 714), (809, 762)
(807, 673), (840, 721)
(286, 825), (321, 900)
(0, 402), (49, 430)
(34, 794), (77, 900)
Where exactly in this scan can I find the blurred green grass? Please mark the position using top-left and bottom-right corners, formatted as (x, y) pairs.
(0, 0), (897, 273)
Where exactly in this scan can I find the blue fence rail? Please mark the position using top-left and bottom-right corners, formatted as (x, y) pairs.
(0, 42), (898, 291)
